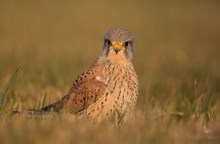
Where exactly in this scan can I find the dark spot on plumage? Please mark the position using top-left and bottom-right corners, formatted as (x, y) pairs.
(113, 81), (117, 88)
(66, 96), (70, 100)
(94, 94), (98, 99)
(112, 67), (115, 72)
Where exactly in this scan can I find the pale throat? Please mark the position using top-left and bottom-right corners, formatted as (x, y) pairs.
(107, 50), (129, 65)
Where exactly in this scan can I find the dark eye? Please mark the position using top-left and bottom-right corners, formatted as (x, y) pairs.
(105, 39), (112, 46)
(124, 41), (129, 47)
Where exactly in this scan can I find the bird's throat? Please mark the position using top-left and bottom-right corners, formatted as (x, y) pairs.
(107, 52), (128, 64)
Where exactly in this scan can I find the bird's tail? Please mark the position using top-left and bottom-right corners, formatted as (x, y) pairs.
(12, 96), (65, 118)
(41, 100), (63, 112)
(41, 93), (69, 112)
(12, 109), (57, 119)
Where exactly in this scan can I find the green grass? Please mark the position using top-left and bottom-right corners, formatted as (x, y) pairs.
(0, 64), (21, 114)
(0, 0), (220, 144)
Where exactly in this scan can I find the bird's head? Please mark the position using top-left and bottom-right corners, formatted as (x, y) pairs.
(102, 26), (134, 63)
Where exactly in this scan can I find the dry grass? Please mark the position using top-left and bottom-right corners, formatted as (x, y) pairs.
(0, 0), (220, 143)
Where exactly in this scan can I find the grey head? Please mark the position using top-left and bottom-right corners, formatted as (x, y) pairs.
(102, 26), (134, 61)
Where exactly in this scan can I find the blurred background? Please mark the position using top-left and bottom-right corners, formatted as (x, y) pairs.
(1, 0), (220, 113)
(0, 0), (220, 143)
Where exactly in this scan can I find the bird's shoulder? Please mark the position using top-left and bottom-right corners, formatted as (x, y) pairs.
(61, 60), (108, 113)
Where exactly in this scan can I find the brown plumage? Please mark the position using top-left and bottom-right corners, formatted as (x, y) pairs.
(42, 26), (139, 122)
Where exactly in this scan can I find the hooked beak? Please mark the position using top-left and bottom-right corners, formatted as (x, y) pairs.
(112, 43), (123, 54)
(114, 48), (121, 54)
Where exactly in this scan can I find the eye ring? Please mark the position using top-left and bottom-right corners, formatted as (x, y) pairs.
(105, 39), (112, 46)
(124, 41), (129, 47)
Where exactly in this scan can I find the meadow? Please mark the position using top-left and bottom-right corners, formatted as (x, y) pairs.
(0, 0), (220, 143)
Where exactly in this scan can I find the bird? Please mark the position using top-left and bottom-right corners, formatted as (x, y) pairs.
(42, 26), (139, 123)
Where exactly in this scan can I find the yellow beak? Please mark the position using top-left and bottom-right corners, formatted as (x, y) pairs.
(112, 43), (123, 54)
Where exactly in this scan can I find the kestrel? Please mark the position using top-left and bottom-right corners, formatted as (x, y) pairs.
(42, 26), (139, 123)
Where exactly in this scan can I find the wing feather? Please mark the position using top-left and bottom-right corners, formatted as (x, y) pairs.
(42, 61), (107, 114)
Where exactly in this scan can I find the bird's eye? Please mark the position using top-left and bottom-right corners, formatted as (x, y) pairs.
(105, 39), (112, 46)
(124, 41), (129, 47)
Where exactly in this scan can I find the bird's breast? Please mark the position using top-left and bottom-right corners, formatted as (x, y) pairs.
(102, 63), (139, 113)
(82, 62), (138, 122)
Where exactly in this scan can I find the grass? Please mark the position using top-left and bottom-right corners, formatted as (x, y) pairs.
(0, 64), (21, 114)
(0, 0), (220, 143)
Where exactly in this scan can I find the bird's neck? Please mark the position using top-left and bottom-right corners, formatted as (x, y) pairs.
(107, 53), (132, 65)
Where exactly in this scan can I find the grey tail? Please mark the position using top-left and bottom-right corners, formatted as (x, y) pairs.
(12, 110), (57, 119)
(42, 93), (70, 112)
(41, 101), (63, 112)
(11, 100), (63, 119)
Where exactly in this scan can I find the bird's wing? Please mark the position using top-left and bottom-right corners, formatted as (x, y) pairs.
(42, 61), (107, 114)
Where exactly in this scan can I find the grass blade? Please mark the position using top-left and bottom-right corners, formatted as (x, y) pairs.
(0, 64), (21, 110)
(41, 93), (47, 109)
